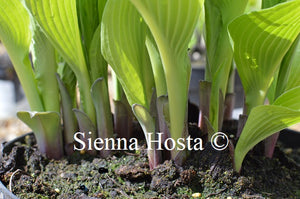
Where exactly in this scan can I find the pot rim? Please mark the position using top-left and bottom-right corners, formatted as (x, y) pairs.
(0, 180), (19, 199)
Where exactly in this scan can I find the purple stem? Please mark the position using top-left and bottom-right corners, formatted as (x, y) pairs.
(264, 132), (279, 158)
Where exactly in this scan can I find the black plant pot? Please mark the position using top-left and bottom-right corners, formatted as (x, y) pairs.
(279, 129), (300, 149)
(0, 181), (18, 199)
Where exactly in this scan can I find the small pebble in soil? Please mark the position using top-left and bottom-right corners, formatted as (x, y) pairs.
(284, 148), (293, 155)
(110, 190), (118, 198)
(78, 185), (89, 194)
(192, 192), (201, 198)
(98, 167), (108, 174)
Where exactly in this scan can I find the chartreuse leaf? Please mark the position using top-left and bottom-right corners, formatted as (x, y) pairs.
(130, 0), (200, 161)
(284, 37), (300, 91)
(235, 87), (300, 171)
(262, 0), (286, 8)
(77, 0), (108, 83)
(268, 35), (300, 103)
(145, 35), (167, 97)
(0, 0), (43, 111)
(101, 0), (154, 109)
(17, 111), (63, 159)
(57, 62), (77, 107)
(204, 0), (248, 130)
(31, 23), (60, 113)
(89, 26), (108, 83)
(273, 87), (300, 109)
(229, 0), (300, 114)
(205, 0), (248, 81)
(77, 0), (100, 54)
(25, 0), (95, 124)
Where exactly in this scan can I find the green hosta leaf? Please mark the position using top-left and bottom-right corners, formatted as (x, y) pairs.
(132, 104), (155, 141)
(77, 0), (108, 83)
(73, 109), (97, 154)
(101, 0), (154, 108)
(17, 111), (63, 159)
(285, 37), (300, 91)
(91, 78), (113, 139)
(98, 0), (107, 22)
(204, 0), (247, 130)
(145, 35), (167, 97)
(267, 35), (300, 103)
(89, 25), (108, 83)
(130, 0), (200, 150)
(0, 0), (43, 111)
(262, 0), (286, 8)
(31, 23), (60, 113)
(267, 35), (300, 104)
(73, 109), (96, 135)
(91, 78), (113, 157)
(205, 0), (248, 81)
(229, 0), (300, 114)
(132, 104), (161, 169)
(77, 0), (100, 53)
(111, 71), (123, 101)
(235, 86), (300, 171)
(273, 87), (300, 110)
(25, 0), (95, 122)
(56, 74), (78, 152)
(57, 62), (77, 107)
(25, 0), (86, 76)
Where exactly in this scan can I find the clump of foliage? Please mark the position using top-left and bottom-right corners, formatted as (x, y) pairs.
(0, 0), (299, 175)
(0, 0), (114, 159)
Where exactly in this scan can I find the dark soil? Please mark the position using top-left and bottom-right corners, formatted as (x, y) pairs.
(1, 123), (300, 199)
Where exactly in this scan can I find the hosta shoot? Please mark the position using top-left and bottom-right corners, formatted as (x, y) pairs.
(0, 0), (113, 158)
(0, 0), (63, 159)
(202, 0), (248, 134)
(102, 0), (200, 167)
(229, 0), (300, 171)
(101, 0), (158, 167)
(130, 0), (201, 163)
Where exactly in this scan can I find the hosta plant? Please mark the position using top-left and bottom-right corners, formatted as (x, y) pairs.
(0, 0), (299, 177)
(0, 0), (114, 159)
(101, 0), (201, 168)
(229, 0), (300, 171)
(200, 0), (248, 137)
